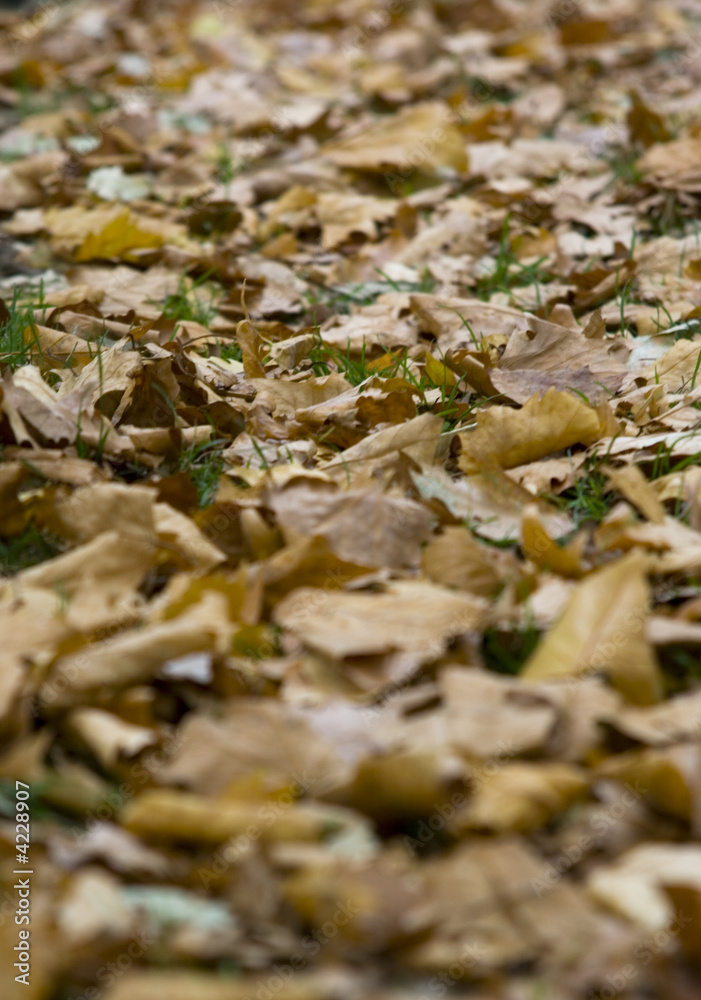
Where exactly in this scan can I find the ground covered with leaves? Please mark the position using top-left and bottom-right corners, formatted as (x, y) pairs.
(3, 0), (701, 998)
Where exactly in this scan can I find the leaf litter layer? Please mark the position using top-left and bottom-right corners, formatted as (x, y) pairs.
(2, 0), (701, 998)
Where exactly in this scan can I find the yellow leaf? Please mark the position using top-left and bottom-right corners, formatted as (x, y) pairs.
(596, 745), (697, 823)
(522, 550), (663, 705)
(451, 761), (588, 834)
(459, 387), (602, 472)
(323, 102), (468, 174)
(121, 789), (350, 844)
(424, 351), (458, 388)
(74, 208), (163, 262)
(605, 465), (666, 524)
(367, 351), (399, 374)
(627, 90), (672, 148)
(236, 283), (267, 378)
(521, 506), (585, 578)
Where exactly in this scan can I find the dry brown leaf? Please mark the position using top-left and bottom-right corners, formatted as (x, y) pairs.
(260, 534), (371, 605)
(52, 483), (155, 543)
(320, 412), (444, 483)
(587, 843), (701, 930)
(43, 205), (193, 261)
(274, 581), (487, 660)
(101, 970), (357, 1000)
(498, 313), (628, 383)
(158, 700), (349, 796)
(411, 465), (573, 541)
(319, 307), (417, 354)
(638, 136), (701, 191)
(41, 592), (233, 707)
(66, 709), (159, 769)
(314, 192), (398, 248)
(404, 839), (550, 973)
(0, 162), (43, 211)
(282, 852), (428, 953)
(322, 103), (468, 174)
(249, 373), (349, 416)
(611, 688), (701, 746)
(2, 365), (82, 447)
(57, 867), (134, 946)
(236, 316), (267, 379)
(270, 484), (433, 569)
(18, 531), (155, 631)
(422, 526), (516, 595)
(440, 667), (557, 759)
(153, 502), (227, 571)
(336, 750), (464, 821)
(627, 91), (672, 148)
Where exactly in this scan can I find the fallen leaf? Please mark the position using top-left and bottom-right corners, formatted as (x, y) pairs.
(522, 551), (663, 704)
(274, 581), (486, 660)
(322, 103), (468, 174)
(459, 388), (602, 472)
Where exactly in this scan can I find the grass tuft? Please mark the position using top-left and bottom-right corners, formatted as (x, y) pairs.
(0, 286), (48, 372)
(159, 273), (220, 328)
(473, 216), (554, 302)
(0, 523), (64, 576)
(177, 437), (226, 507)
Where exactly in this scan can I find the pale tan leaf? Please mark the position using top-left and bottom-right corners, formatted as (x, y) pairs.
(274, 581), (486, 660)
(322, 103), (467, 174)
